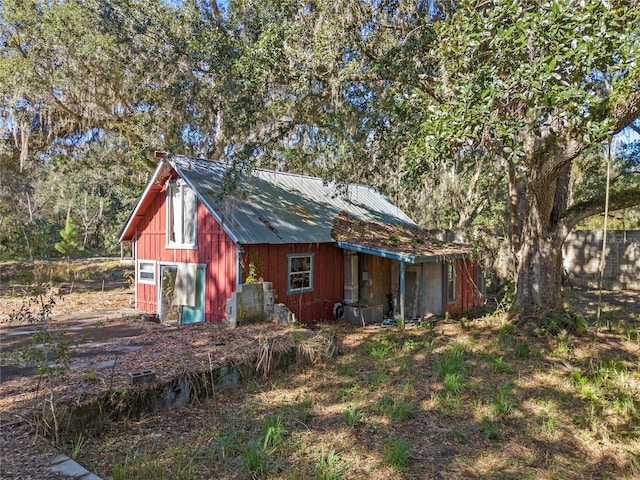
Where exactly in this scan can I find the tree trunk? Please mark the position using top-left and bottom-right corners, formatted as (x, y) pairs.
(514, 224), (564, 314)
(506, 160), (523, 277)
(513, 165), (569, 317)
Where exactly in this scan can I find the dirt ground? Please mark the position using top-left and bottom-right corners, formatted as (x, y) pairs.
(0, 287), (315, 479)
(0, 286), (638, 479)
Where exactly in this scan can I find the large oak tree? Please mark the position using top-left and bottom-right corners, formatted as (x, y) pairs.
(410, 0), (640, 317)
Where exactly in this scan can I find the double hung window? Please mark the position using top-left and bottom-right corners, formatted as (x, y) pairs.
(167, 180), (197, 248)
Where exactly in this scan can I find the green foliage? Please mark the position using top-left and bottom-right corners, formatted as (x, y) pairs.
(387, 398), (417, 422)
(338, 383), (361, 402)
(513, 341), (530, 359)
(313, 448), (346, 480)
(261, 415), (287, 452)
(367, 371), (389, 387)
(2, 0), (638, 322)
(492, 384), (516, 416)
(383, 437), (410, 470)
(344, 405), (365, 427)
(112, 458), (168, 480)
(6, 291), (70, 445)
(490, 356), (513, 374)
(241, 439), (278, 478)
(337, 363), (354, 376)
(215, 432), (241, 463)
(481, 415), (500, 440)
(70, 433), (87, 461)
(374, 395), (417, 422)
(82, 371), (100, 382)
(435, 343), (467, 379)
(243, 255), (264, 284)
(443, 372), (464, 396)
(281, 395), (313, 424)
(55, 216), (80, 259)
(369, 339), (395, 360)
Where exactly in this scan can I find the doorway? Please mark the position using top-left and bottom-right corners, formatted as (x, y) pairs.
(159, 264), (205, 325)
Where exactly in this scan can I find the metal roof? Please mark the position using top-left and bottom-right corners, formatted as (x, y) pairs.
(171, 155), (416, 245)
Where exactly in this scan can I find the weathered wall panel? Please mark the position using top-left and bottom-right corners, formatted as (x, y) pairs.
(135, 188), (237, 323)
(243, 243), (344, 323)
(445, 258), (484, 316)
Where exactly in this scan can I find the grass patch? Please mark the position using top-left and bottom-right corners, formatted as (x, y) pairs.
(39, 289), (640, 480)
(241, 439), (279, 478)
(345, 404), (365, 427)
(481, 415), (501, 440)
(490, 356), (513, 374)
(492, 383), (517, 416)
(383, 437), (410, 470)
(313, 448), (347, 480)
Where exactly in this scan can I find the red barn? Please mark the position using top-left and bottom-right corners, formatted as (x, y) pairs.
(119, 155), (484, 326)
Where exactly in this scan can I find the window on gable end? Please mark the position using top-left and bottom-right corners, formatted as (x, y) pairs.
(167, 180), (197, 248)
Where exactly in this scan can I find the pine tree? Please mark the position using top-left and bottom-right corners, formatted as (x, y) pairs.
(54, 215), (80, 263)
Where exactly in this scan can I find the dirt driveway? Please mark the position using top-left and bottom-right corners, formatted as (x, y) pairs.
(0, 290), (304, 480)
(1, 289), (143, 382)
(1, 314), (154, 383)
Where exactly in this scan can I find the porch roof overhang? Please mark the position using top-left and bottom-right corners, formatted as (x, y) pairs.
(336, 241), (468, 264)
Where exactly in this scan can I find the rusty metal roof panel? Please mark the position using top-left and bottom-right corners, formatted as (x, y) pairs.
(171, 155), (415, 245)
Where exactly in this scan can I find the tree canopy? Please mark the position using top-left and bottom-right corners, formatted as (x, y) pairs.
(1, 0), (639, 315)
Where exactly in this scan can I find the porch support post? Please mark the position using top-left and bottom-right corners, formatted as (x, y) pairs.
(399, 261), (406, 322)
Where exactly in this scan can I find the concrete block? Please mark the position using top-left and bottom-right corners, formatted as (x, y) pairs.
(128, 370), (156, 385)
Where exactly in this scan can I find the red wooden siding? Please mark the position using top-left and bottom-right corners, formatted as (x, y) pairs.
(445, 258), (484, 316)
(243, 243), (344, 323)
(135, 187), (237, 323)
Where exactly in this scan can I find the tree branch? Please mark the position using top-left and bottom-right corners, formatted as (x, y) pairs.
(611, 88), (640, 135)
(559, 189), (640, 238)
(532, 75), (640, 185)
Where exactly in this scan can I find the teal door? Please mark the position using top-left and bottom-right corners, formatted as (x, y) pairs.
(180, 267), (205, 324)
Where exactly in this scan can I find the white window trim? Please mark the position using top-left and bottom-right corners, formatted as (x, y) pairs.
(138, 260), (157, 285)
(287, 253), (314, 295)
(446, 261), (458, 304)
(166, 179), (198, 249)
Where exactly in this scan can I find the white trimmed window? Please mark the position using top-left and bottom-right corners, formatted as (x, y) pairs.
(138, 260), (156, 285)
(167, 179), (197, 248)
(446, 261), (458, 304)
(287, 253), (314, 294)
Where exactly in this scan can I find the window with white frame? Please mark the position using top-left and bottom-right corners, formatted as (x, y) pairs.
(166, 180), (197, 248)
(446, 261), (458, 304)
(138, 260), (156, 285)
(287, 253), (314, 294)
